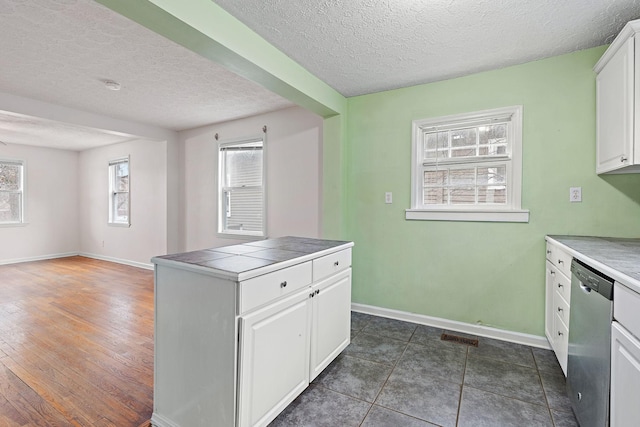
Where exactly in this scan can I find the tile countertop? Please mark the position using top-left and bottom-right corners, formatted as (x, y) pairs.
(151, 236), (353, 281)
(546, 235), (640, 294)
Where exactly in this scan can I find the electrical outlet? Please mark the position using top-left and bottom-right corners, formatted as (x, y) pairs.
(570, 187), (582, 203)
(385, 192), (393, 204)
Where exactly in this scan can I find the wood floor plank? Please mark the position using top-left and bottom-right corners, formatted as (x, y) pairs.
(0, 256), (153, 426)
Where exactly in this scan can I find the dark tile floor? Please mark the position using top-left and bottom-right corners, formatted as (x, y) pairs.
(269, 312), (578, 427)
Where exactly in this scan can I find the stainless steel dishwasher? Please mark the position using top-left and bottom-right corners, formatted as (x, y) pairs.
(567, 258), (614, 427)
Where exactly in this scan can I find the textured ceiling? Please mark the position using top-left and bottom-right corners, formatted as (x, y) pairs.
(1, 1), (639, 151)
(215, 0), (640, 96)
(0, 0), (294, 144)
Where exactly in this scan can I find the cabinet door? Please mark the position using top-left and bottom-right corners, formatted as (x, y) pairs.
(309, 268), (352, 381)
(596, 36), (635, 174)
(611, 322), (640, 427)
(238, 289), (312, 427)
(544, 261), (556, 345)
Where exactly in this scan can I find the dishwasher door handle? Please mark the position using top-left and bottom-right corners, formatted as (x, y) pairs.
(579, 283), (592, 294)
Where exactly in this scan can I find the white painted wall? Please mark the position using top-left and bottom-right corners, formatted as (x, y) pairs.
(78, 139), (167, 267)
(0, 91), (181, 255)
(0, 144), (79, 263)
(180, 106), (323, 251)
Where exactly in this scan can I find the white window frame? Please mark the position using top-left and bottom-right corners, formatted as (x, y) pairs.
(0, 158), (25, 226)
(406, 105), (529, 222)
(108, 156), (130, 227)
(217, 135), (266, 238)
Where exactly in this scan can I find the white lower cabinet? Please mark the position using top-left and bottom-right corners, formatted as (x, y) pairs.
(611, 321), (640, 427)
(310, 269), (351, 380)
(544, 239), (572, 376)
(238, 289), (312, 427)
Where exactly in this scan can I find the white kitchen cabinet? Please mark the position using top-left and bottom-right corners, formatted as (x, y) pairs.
(238, 289), (312, 427)
(611, 282), (640, 426)
(310, 268), (351, 380)
(544, 239), (572, 375)
(151, 237), (353, 427)
(594, 20), (640, 174)
(611, 322), (640, 427)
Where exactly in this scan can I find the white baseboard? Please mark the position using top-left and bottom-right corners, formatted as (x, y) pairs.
(78, 252), (153, 270)
(351, 303), (550, 349)
(150, 413), (180, 427)
(0, 252), (79, 266)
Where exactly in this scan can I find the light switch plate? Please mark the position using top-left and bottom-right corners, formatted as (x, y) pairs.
(570, 187), (582, 202)
(385, 192), (393, 204)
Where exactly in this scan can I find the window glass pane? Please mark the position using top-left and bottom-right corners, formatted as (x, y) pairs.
(424, 132), (448, 159)
(114, 192), (129, 221)
(423, 170), (448, 187)
(425, 133), (438, 150)
(477, 166), (506, 185)
(450, 187), (475, 204)
(224, 146), (263, 187)
(0, 192), (21, 222)
(451, 147), (477, 157)
(479, 124), (507, 145)
(449, 168), (475, 186)
(0, 163), (21, 191)
(478, 144), (507, 156)
(424, 187), (447, 205)
(114, 163), (129, 192)
(451, 128), (477, 147)
(478, 186), (507, 204)
(224, 188), (263, 232)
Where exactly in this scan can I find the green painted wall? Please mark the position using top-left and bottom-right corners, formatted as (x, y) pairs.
(345, 46), (640, 336)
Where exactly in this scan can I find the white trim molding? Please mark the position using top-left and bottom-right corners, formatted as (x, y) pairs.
(409, 105), (527, 223)
(352, 303), (550, 349)
(79, 252), (153, 270)
(406, 208), (529, 222)
(0, 252), (79, 266)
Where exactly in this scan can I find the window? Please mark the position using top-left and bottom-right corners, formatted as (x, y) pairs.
(407, 106), (528, 222)
(108, 157), (130, 226)
(0, 159), (24, 224)
(218, 137), (265, 237)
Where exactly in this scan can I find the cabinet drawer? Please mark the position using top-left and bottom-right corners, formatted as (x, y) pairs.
(614, 283), (640, 340)
(554, 247), (573, 278)
(545, 242), (555, 262)
(239, 262), (312, 313)
(554, 290), (570, 327)
(555, 312), (569, 376)
(550, 266), (571, 303)
(313, 249), (351, 282)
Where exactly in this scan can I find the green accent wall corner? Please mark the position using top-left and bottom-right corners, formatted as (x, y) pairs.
(345, 46), (640, 336)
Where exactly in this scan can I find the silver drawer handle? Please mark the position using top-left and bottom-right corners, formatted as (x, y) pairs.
(334, 261), (339, 267)
(280, 281), (287, 288)
(558, 331), (563, 336)
(550, 271), (555, 276)
(557, 307), (563, 313)
(621, 156), (628, 162)
(558, 259), (564, 265)
(546, 250), (552, 255)
(557, 283), (563, 288)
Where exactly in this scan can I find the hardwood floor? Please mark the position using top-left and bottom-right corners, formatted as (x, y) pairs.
(0, 256), (154, 426)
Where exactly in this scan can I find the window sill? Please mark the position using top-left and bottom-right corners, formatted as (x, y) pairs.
(405, 208), (529, 223)
(108, 222), (131, 228)
(217, 231), (265, 240)
(0, 222), (28, 228)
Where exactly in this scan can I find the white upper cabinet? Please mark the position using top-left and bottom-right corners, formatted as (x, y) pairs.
(594, 20), (640, 174)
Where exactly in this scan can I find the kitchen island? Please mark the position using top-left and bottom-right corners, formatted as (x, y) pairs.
(150, 236), (354, 427)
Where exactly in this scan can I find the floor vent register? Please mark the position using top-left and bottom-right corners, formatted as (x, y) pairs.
(440, 333), (479, 347)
